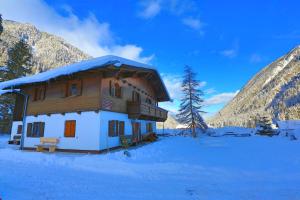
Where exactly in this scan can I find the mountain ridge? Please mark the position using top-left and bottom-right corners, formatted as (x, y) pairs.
(0, 20), (90, 73)
(209, 45), (300, 127)
(0, 20), (179, 128)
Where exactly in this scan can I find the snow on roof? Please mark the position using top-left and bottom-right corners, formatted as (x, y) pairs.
(0, 55), (170, 101)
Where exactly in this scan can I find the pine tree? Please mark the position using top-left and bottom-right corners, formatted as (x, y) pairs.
(3, 36), (32, 80)
(0, 36), (32, 132)
(0, 14), (3, 38)
(255, 115), (275, 136)
(176, 65), (207, 137)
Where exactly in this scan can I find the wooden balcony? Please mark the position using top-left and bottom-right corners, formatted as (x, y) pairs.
(127, 101), (168, 122)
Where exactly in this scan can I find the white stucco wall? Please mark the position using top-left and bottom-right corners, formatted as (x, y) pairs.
(10, 121), (23, 141)
(99, 110), (156, 150)
(17, 110), (157, 151)
(23, 111), (101, 151)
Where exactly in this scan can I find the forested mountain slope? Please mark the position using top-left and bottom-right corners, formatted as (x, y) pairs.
(209, 46), (300, 127)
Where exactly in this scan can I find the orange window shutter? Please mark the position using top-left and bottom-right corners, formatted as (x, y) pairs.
(71, 121), (76, 137)
(65, 121), (70, 137)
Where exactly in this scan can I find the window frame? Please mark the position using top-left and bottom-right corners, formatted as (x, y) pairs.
(26, 122), (45, 138)
(108, 120), (125, 137)
(64, 120), (76, 138)
(65, 79), (82, 97)
(33, 85), (46, 101)
(109, 81), (122, 99)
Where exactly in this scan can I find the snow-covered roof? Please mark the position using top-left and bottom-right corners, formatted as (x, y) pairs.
(0, 55), (170, 101)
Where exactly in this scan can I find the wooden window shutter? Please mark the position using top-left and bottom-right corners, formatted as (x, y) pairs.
(40, 122), (45, 137)
(109, 81), (113, 96)
(17, 125), (22, 134)
(108, 120), (115, 137)
(71, 121), (76, 137)
(33, 88), (38, 101)
(64, 121), (70, 136)
(119, 121), (125, 136)
(64, 120), (76, 137)
(115, 83), (121, 98)
(32, 122), (38, 137)
(108, 120), (119, 137)
(26, 123), (32, 137)
(64, 82), (69, 97)
(42, 85), (46, 100)
(77, 79), (83, 96)
(115, 120), (119, 136)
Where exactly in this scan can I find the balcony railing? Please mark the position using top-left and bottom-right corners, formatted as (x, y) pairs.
(127, 101), (168, 122)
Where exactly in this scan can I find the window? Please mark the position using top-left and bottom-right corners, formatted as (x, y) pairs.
(108, 120), (125, 137)
(33, 86), (46, 101)
(65, 80), (82, 97)
(26, 122), (45, 137)
(146, 123), (153, 133)
(70, 83), (78, 96)
(17, 125), (22, 134)
(109, 81), (122, 98)
(64, 120), (76, 137)
(132, 91), (140, 103)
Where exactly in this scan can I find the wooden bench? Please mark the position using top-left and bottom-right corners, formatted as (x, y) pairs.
(35, 137), (59, 152)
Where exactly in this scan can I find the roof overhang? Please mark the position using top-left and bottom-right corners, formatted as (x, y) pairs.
(0, 55), (171, 102)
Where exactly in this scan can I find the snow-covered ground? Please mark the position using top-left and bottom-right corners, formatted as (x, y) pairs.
(1, 131), (300, 200)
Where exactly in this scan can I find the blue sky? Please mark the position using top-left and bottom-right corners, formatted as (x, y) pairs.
(1, 0), (300, 117)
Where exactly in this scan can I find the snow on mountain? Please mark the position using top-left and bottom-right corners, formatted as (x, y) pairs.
(0, 20), (90, 73)
(209, 46), (300, 127)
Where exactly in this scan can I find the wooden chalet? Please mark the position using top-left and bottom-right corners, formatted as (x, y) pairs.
(0, 56), (170, 153)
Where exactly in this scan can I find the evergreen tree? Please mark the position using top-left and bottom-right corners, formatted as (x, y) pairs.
(0, 36), (32, 132)
(0, 14), (3, 38)
(255, 115), (275, 136)
(3, 36), (32, 80)
(176, 65), (207, 137)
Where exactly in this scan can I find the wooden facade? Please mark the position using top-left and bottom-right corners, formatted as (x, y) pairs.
(13, 66), (168, 122)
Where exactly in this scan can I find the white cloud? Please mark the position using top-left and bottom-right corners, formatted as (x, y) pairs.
(182, 17), (203, 30)
(221, 49), (238, 58)
(220, 40), (239, 58)
(138, 0), (203, 32)
(0, 0), (152, 63)
(204, 91), (239, 106)
(205, 88), (216, 94)
(161, 74), (183, 100)
(139, 1), (161, 19)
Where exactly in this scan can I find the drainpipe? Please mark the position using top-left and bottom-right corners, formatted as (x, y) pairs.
(20, 93), (29, 150)
(10, 89), (29, 150)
